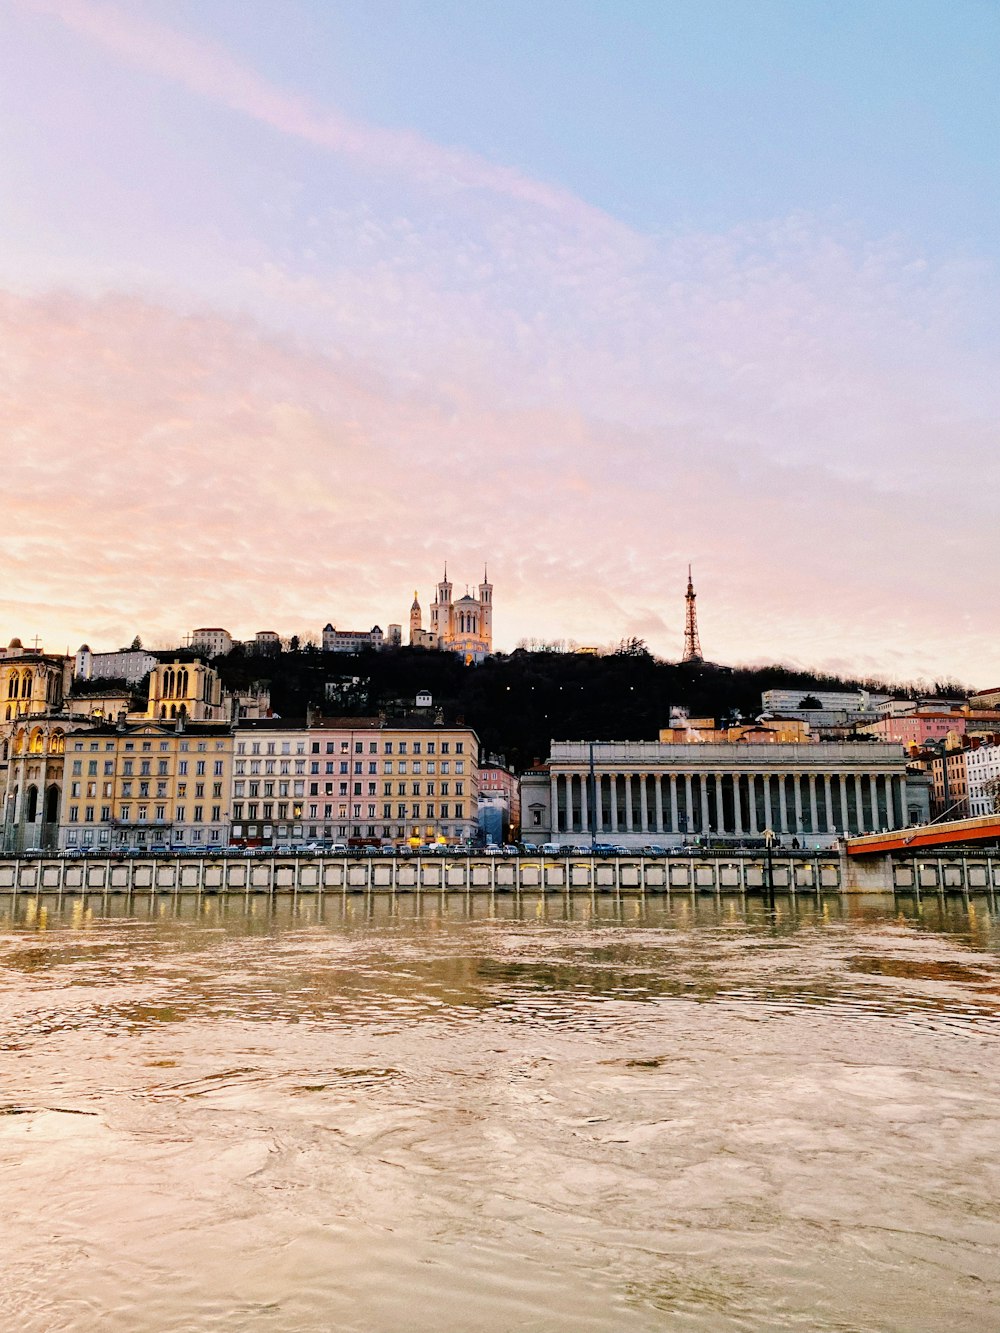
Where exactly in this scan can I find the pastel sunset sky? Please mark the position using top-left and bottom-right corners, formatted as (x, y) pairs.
(1, 1), (997, 682)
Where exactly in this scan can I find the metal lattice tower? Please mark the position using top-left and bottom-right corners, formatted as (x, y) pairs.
(682, 565), (703, 664)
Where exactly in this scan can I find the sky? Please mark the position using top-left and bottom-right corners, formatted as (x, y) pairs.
(0, 0), (998, 684)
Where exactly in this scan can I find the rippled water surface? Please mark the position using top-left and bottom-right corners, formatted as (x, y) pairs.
(2, 890), (1000, 1332)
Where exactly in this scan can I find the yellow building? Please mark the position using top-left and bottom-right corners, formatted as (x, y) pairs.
(409, 567), (494, 664)
(59, 720), (234, 851)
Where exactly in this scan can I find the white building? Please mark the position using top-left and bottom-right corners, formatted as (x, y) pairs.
(191, 628), (233, 657)
(966, 743), (1000, 817)
(74, 644), (158, 685)
(520, 740), (929, 849)
(322, 624), (385, 653)
(254, 631), (281, 653)
(762, 688), (893, 713)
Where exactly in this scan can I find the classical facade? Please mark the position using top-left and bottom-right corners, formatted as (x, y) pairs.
(520, 741), (930, 848)
(409, 568), (493, 663)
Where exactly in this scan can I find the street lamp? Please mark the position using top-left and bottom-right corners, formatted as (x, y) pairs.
(763, 827), (775, 904)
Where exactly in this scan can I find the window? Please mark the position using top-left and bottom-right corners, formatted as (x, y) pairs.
(441, 742), (450, 754)
(354, 742), (363, 754)
(214, 760), (224, 776)
(427, 742), (435, 755)
(456, 743), (464, 754)
(178, 761), (188, 776)
(72, 760), (82, 776)
(384, 742), (393, 755)
(413, 742), (421, 755)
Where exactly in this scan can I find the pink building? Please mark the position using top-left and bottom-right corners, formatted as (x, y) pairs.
(863, 712), (967, 746)
(478, 762), (520, 833)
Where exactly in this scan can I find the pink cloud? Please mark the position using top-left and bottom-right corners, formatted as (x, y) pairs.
(21, 0), (618, 234)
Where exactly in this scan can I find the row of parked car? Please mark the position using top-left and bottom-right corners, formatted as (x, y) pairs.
(14, 840), (780, 861)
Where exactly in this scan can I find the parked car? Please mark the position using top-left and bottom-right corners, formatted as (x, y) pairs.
(540, 843), (562, 855)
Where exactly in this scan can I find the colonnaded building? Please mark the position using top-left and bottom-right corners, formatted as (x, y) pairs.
(520, 741), (931, 848)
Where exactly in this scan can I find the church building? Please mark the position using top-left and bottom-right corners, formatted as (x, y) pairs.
(408, 567), (493, 664)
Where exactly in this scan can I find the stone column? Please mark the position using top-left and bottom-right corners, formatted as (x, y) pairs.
(777, 775), (788, 834)
(763, 775), (773, 832)
(824, 774), (834, 833)
(624, 775), (633, 832)
(639, 775), (649, 833)
(684, 774), (694, 836)
(838, 776), (850, 834)
(700, 775), (710, 835)
(654, 776), (664, 834)
(550, 773), (559, 835)
(747, 774), (759, 834)
(793, 775), (804, 834)
(713, 774), (725, 835)
(610, 774), (618, 833)
(808, 774), (818, 835)
(595, 775), (604, 833)
(732, 774), (743, 835)
(669, 775), (679, 833)
(869, 773), (880, 832)
(579, 773), (588, 838)
(565, 774), (575, 835)
(852, 774), (864, 833)
(885, 774), (896, 830)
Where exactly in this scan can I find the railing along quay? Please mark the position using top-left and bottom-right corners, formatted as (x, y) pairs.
(0, 849), (998, 898)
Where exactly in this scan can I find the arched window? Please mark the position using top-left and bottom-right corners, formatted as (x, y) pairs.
(4, 706), (10, 721)
(45, 786), (59, 824)
(179, 669), (189, 697)
(170, 704), (176, 719)
(1, 740), (7, 761)
(49, 731), (64, 755)
(25, 785), (38, 823)
(7, 674), (17, 699)
(29, 729), (44, 755)
(13, 730), (25, 755)
(164, 669), (174, 699)
(160, 704), (166, 718)
(21, 670), (33, 699)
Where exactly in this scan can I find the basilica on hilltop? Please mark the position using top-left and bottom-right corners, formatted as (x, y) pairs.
(409, 567), (493, 664)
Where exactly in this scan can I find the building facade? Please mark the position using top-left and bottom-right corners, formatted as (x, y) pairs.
(191, 628), (233, 657)
(861, 712), (967, 747)
(409, 568), (494, 663)
(74, 644), (158, 685)
(230, 716), (480, 847)
(967, 742), (1000, 818)
(321, 624), (385, 653)
(520, 741), (928, 848)
(58, 721), (233, 851)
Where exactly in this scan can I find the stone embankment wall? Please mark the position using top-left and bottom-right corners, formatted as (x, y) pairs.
(0, 851), (997, 896)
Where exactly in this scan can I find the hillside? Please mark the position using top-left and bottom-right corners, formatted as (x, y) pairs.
(210, 644), (965, 773)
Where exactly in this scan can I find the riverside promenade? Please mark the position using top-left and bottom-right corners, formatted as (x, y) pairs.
(1, 848), (998, 897)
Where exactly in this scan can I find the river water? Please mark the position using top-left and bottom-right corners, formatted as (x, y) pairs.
(1, 890), (999, 1332)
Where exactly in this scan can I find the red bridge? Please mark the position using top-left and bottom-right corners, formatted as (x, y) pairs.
(846, 813), (1000, 856)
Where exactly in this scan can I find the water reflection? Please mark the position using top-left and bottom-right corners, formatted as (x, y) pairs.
(1, 892), (999, 1331)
